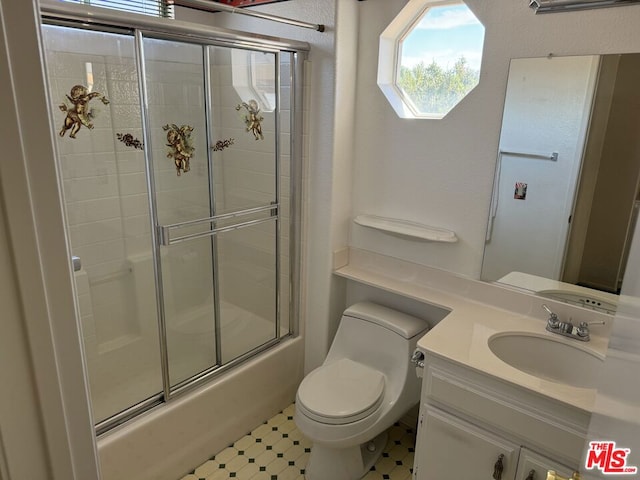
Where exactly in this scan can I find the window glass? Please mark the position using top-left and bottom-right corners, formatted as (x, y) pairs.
(378, 1), (484, 119)
(62, 0), (173, 18)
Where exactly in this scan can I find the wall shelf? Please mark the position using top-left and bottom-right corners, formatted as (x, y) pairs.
(353, 214), (458, 243)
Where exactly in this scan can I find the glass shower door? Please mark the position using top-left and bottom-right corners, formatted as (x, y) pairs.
(41, 24), (164, 424)
(41, 12), (300, 432)
(142, 37), (217, 388)
(207, 46), (281, 364)
(142, 36), (281, 390)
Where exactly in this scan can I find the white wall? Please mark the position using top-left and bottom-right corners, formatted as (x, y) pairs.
(350, 0), (640, 279)
(0, 11), (52, 478)
(0, 182), (51, 480)
(0, 0), (99, 478)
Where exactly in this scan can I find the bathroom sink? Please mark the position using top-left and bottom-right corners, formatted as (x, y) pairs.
(488, 333), (604, 389)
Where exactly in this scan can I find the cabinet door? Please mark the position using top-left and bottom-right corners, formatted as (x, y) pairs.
(415, 406), (520, 480)
(516, 448), (578, 480)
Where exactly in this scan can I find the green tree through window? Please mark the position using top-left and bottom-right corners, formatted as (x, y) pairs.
(398, 56), (480, 115)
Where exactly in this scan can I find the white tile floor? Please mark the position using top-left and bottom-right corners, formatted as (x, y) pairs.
(180, 404), (416, 480)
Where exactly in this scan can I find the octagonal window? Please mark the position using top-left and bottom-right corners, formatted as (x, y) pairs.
(378, 1), (485, 119)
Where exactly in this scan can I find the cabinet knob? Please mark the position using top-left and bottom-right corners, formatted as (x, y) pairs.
(546, 470), (581, 480)
(493, 454), (505, 480)
(525, 469), (535, 480)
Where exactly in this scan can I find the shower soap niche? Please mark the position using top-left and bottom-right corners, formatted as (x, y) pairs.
(354, 214), (458, 243)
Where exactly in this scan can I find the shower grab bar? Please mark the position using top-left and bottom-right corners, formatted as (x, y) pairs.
(160, 204), (277, 232)
(499, 149), (559, 161)
(160, 216), (276, 246)
(158, 204), (278, 246)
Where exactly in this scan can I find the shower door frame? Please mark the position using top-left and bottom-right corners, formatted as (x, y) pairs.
(40, 2), (307, 435)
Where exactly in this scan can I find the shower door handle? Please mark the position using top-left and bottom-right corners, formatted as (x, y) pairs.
(157, 204), (279, 246)
(72, 255), (82, 272)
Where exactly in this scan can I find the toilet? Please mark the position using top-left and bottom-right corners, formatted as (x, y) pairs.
(294, 302), (429, 480)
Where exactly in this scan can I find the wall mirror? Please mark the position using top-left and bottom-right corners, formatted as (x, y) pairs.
(481, 53), (640, 314)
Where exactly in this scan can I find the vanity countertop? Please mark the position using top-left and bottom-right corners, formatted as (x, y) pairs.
(416, 300), (609, 413)
(335, 248), (613, 414)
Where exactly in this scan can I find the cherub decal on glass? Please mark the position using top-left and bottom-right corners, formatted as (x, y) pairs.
(236, 99), (264, 140)
(163, 124), (195, 176)
(59, 84), (110, 138)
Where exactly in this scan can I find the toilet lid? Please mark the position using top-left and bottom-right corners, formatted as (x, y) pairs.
(297, 359), (385, 425)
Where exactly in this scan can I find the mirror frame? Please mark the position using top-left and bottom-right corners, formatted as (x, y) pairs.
(530, 0), (640, 14)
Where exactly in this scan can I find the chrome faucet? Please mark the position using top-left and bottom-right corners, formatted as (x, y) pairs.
(542, 304), (604, 342)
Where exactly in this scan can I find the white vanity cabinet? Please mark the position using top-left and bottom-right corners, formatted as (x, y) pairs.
(413, 355), (588, 480)
(416, 407), (520, 480)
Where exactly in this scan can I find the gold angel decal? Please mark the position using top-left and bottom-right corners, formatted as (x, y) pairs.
(236, 99), (264, 140)
(59, 84), (110, 138)
(163, 124), (195, 176)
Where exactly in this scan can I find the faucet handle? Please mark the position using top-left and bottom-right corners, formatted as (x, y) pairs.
(579, 320), (606, 327)
(542, 304), (560, 328)
(577, 320), (606, 338)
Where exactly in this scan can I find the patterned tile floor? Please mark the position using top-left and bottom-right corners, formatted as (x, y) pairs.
(180, 404), (416, 480)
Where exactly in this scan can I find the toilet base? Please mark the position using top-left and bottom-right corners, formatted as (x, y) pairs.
(304, 431), (388, 480)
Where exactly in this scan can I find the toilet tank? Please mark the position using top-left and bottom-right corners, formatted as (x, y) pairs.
(342, 302), (429, 339)
(325, 302), (429, 383)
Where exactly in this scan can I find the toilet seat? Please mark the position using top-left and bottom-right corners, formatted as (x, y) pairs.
(296, 358), (385, 425)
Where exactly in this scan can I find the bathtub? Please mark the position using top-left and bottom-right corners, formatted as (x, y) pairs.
(97, 335), (303, 480)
